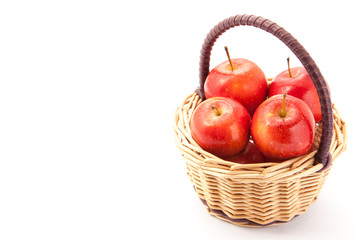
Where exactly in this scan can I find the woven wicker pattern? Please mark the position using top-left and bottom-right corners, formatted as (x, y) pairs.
(174, 93), (347, 227)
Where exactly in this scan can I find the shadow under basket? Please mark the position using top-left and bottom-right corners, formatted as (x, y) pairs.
(174, 14), (347, 227)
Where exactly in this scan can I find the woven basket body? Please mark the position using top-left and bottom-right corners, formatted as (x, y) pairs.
(174, 93), (346, 227)
(174, 15), (347, 227)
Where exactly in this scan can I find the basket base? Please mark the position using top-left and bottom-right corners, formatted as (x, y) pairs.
(199, 198), (300, 227)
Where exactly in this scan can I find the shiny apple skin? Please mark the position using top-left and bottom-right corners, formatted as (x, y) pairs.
(223, 141), (265, 164)
(190, 97), (251, 158)
(204, 58), (268, 116)
(251, 94), (315, 161)
(269, 66), (322, 122)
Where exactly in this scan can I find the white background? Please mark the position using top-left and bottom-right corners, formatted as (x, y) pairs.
(0, 1), (358, 239)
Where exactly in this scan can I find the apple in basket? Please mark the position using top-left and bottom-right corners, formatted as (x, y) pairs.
(268, 57), (327, 123)
(223, 141), (265, 164)
(251, 93), (315, 161)
(190, 97), (251, 157)
(204, 47), (268, 116)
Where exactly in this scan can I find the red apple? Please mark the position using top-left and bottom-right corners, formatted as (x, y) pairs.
(251, 93), (315, 161)
(269, 66), (323, 122)
(190, 97), (251, 157)
(223, 141), (265, 164)
(204, 57), (268, 116)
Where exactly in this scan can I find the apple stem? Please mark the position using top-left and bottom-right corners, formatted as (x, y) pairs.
(281, 92), (287, 118)
(287, 57), (293, 78)
(224, 46), (234, 71)
(211, 105), (221, 116)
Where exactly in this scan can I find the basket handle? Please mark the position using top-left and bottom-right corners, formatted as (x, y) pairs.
(195, 15), (333, 171)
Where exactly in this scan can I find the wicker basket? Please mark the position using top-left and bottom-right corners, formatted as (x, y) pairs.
(174, 14), (347, 227)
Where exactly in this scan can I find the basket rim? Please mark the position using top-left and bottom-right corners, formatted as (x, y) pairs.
(174, 92), (347, 183)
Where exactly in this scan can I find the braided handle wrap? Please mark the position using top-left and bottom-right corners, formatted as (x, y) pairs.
(195, 15), (333, 171)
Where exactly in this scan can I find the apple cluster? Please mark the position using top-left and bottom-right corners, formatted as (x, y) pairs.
(190, 54), (321, 163)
